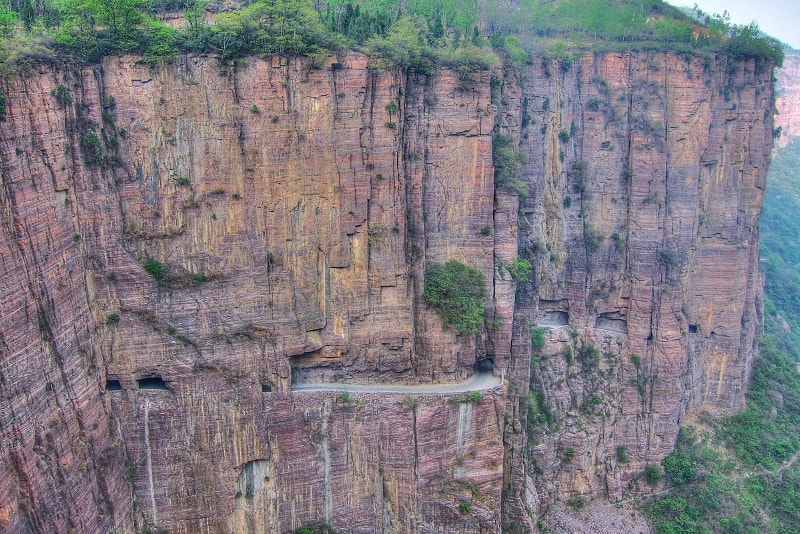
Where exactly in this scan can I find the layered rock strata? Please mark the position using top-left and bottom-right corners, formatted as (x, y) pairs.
(0, 49), (773, 533)
(502, 52), (771, 514)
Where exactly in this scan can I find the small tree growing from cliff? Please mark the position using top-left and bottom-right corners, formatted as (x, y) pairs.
(424, 259), (486, 334)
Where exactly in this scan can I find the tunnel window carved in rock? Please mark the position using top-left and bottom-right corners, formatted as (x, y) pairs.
(538, 300), (570, 327)
(236, 459), (269, 500)
(594, 312), (628, 334)
(105, 379), (122, 391)
(137, 377), (169, 391)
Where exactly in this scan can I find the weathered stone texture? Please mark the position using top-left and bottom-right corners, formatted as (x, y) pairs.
(509, 52), (771, 508)
(775, 52), (800, 146)
(0, 49), (772, 533)
(1, 54), (504, 533)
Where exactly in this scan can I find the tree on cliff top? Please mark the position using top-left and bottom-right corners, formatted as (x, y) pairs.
(424, 260), (486, 334)
(63, 0), (145, 40)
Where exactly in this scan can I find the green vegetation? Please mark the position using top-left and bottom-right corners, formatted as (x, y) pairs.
(448, 391), (483, 404)
(506, 256), (531, 282)
(530, 327), (545, 351)
(583, 222), (604, 254)
(423, 259), (486, 334)
(566, 493), (584, 509)
(106, 312), (120, 324)
(526, 389), (553, 427)
(402, 395), (417, 409)
(645, 465), (663, 486)
(292, 524), (337, 534)
(337, 391), (352, 403)
(367, 222), (385, 244)
(79, 132), (103, 165)
(458, 500), (471, 514)
(493, 134), (525, 198)
(0, 0), (782, 77)
(577, 343), (600, 368)
(144, 257), (164, 280)
(484, 0), (782, 66)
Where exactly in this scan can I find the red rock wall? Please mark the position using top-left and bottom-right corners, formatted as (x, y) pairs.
(0, 70), (135, 533)
(0, 50), (772, 533)
(503, 52), (771, 510)
(775, 52), (800, 146)
(0, 54), (505, 533)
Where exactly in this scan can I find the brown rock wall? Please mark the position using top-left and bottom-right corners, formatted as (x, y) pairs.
(507, 52), (771, 510)
(0, 49), (773, 533)
(775, 52), (800, 146)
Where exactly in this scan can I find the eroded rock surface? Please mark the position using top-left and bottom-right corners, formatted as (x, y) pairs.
(0, 50), (772, 533)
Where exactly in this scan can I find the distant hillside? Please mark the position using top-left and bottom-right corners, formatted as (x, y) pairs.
(761, 139), (800, 358)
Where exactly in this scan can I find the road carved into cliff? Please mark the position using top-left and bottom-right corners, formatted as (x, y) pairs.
(291, 371), (502, 394)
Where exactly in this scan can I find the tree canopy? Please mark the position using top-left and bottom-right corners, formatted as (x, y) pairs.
(0, 0), (785, 71)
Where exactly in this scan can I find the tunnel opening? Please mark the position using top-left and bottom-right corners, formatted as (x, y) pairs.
(474, 359), (494, 373)
(594, 312), (628, 334)
(538, 301), (570, 327)
(261, 384), (272, 393)
(689, 324), (698, 334)
(137, 377), (169, 391)
(105, 379), (122, 391)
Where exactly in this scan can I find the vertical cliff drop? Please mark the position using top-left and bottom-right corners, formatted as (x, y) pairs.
(0, 48), (773, 533)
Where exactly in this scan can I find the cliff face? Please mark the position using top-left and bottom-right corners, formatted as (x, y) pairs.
(500, 52), (771, 516)
(0, 50), (772, 533)
(775, 52), (800, 146)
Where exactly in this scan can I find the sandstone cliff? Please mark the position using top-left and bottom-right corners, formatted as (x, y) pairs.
(0, 50), (773, 533)
(775, 52), (800, 146)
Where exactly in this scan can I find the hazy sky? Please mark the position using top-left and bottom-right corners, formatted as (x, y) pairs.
(665, 0), (800, 49)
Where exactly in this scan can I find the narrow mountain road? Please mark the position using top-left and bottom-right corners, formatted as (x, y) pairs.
(290, 372), (503, 394)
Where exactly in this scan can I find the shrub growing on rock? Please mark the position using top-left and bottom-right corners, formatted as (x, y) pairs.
(423, 259), (486, 334)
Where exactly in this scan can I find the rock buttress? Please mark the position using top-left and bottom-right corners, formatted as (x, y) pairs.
(500, 52), (772, 515)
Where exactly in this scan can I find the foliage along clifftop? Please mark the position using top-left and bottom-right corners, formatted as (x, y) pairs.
(0, 0), (785, 75)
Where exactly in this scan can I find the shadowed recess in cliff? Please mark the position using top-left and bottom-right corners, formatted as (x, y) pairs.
(594, 312), (628, 334)
(137, 377), (169, 391)
(537, 300), (570, 327)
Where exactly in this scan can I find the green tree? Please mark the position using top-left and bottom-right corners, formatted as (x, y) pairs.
(183, 0), (208, 50)
(365, 16), (432, 71)
(424, 259), (486, 334)
(68, 0), (146, 39)
(0, 3), (18, 38)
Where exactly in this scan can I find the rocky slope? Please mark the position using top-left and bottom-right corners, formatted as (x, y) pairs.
(0, 50), (773, 533)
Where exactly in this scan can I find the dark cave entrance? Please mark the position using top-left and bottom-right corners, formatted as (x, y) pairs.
(105, 379), (122, 391)
(474, 359), (494, 373)
(137, 377), (169, 391)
